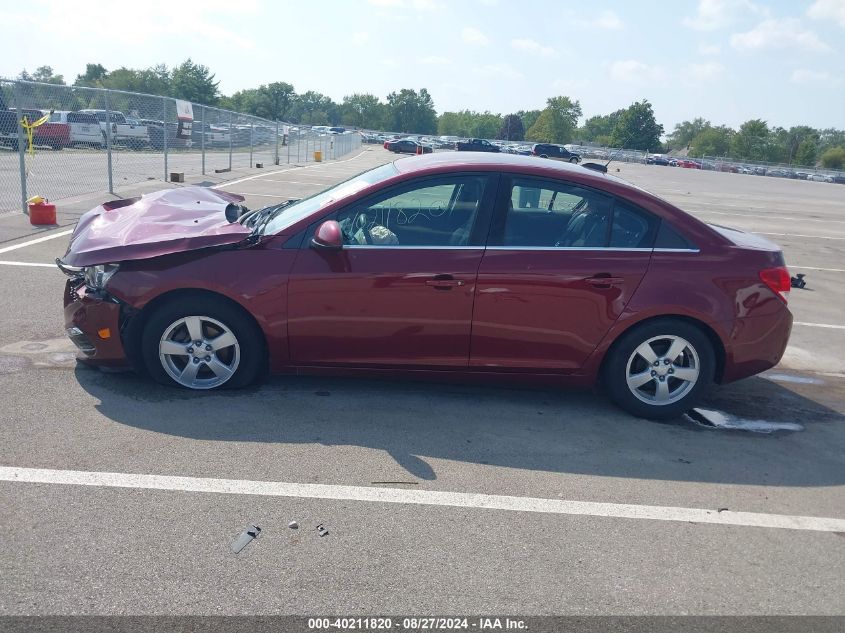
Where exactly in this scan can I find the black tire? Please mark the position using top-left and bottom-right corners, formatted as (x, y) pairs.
(569, 157), (579, 164)
(603, 318), (715, 420)
(141, 296), (265, 390)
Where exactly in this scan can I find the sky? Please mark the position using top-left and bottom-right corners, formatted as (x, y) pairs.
(2, 0), (844, 132)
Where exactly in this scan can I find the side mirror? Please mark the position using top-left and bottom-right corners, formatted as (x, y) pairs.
(311, 220), (343, 251)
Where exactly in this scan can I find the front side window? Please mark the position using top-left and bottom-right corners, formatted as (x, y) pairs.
(500, 178), (611, 248)
(610, 202), (659, 248)
(335, 176), (488, 247)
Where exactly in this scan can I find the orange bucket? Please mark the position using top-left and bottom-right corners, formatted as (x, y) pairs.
(29, 202), (57, 225)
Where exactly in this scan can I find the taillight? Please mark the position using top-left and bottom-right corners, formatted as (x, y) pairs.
(759, 266), (790, 303)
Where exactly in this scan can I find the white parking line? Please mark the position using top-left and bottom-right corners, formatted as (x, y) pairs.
(794, 321), (845, 330)
(0, 229), (73, 255)
(215, 149), (370, 189)
(689, 209), (845, 225)
(1, 466), (843, 533)
(0, 260), (55, 268)
(790, 266), (845, 273)
(759, 232), (845, 241)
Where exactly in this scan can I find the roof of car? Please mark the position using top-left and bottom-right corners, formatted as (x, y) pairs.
(392, 151), (635, 191)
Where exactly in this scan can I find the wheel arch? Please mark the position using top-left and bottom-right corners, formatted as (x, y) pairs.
(121, 287), (268, 375)
(598, 314), (726, 384)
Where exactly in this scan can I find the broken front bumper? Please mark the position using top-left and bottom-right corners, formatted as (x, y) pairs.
(64, 280), (129, 367)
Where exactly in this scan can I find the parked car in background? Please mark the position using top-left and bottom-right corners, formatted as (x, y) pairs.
(386, 138), (433, 154)
(80, 109), (149, 148)
(58, 153), (793, 420)
(142, 119), (192, 150)
(677, 159), (701, 169)
(765, 168), (795, 179)
(532, 143), (581, 163)
(49, 111), (103, 147)
(646, 154), (671, 166)
(455, 138), (501, 152)
(807, 173), (834, 183)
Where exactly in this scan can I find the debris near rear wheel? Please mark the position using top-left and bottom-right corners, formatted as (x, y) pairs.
(790, 273), (807, 289)
(316, 523), (329, 537)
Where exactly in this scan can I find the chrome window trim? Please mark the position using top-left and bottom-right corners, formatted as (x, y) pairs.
(338, 245), (699, 252)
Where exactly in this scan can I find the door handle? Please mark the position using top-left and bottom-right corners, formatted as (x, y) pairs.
(585, 274), (625, 287)
(426, 274), (465, 290)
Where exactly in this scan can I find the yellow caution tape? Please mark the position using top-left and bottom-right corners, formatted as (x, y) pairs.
(20, 113), (50, 157)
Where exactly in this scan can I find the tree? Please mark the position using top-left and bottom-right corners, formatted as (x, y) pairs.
(294, 91), (337, 125)
(256, 82), (295, 121)
(102, 65), (170, 96)
(499, 114), (524, 141)
(517, 109), (541, 132)
(610, 100), (663, 151)
(820, 146), (845, 169)
(795, 139), (818, 167)
(689, 126), (733, 157)
(74, 63), (108, 87)
(386, 88), (437, 134)
(526, 96), (581, 144)
(731, 119), (769, 161)
(170, 59), (219, 105)
(341, 93), (385, 129)
(580, 110), (623, 142)
(667, 118), (710, 150)
(19, 66), (65, 85)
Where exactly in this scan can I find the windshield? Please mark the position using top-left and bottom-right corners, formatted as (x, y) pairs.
(262, 162), (399, 235)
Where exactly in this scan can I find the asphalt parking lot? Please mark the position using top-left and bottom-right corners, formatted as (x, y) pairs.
(0, 148), (843, 615)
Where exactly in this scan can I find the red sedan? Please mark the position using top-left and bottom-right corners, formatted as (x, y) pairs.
(58, 153), (792, 419)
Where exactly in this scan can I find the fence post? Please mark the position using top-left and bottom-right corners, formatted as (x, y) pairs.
(296, 129), (300, 163)
(249, 121), (254, 168)
(228, 112), (233, 171)
(102, 89), (114, 194)
(14, 82), (28, 214)
(162, 97), (168, 182)
(287, 125), (291, 164)
(201, 105), (206, 175)
(275, 121), (280, 165)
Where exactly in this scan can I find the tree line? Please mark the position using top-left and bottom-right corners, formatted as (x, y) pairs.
(14, 62), (845, 169)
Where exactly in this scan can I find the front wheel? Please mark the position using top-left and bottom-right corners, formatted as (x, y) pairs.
(603, 319), (715, 420)
(142, 297), (265, 390)
(569, 157), (580, 164)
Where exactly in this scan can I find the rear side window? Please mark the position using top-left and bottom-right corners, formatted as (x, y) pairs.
(610, 202), (659, 248)
(67, 112), (98, 124)
(655, 220), (698, 250)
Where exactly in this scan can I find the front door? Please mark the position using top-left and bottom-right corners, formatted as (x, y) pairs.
(288, 173), (497, 367)
(470, 175), (656, 370)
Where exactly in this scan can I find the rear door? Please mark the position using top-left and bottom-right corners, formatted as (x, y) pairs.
(288, 173), (498, 367)
(470, 175), (657, 370)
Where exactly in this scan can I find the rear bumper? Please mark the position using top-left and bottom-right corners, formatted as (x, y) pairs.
(63, 281), (129, 367)
(720, 308), (793, 383)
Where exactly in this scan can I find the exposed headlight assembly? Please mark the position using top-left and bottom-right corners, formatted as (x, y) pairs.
(83, 263), (120, 290)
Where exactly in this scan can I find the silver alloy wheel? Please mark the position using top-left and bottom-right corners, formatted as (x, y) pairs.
(158, 315), (240, 390)
(625, 335), (700, 406)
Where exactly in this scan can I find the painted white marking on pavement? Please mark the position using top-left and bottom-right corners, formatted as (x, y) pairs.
(215, 149), (369, 189)
(758, 232), (845, 241)
(688, 207), (845, 225)
(0, 229), (73, 255)
(1, 466), (843, 533)
(0, 260), (55, 268)
(789, 266), (845, 273)
(794, 321), (845, 330)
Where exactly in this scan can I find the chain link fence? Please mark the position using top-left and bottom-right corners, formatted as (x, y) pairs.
(0, 79), (363, 215)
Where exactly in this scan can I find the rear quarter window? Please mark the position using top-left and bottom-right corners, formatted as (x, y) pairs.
(655, 220), (698, 250)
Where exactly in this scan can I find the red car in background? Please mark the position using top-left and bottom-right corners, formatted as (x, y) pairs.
(22, 109), (71, 150)
(677, 159), (701, 169)
(58, 153), (792, 419)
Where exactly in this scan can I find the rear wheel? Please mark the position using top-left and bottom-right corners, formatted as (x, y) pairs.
(603, 319), (714, 420)
(142, 297), (264, 390)
(569, 157), (579, 163)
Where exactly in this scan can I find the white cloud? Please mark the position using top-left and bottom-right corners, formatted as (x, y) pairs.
(683, 0), (762, 30)
(510, 38), (558, 58)
(380, 59), (400, 68)
(550, 78), (589, 93)
(731, 18), (830, 52)
(367, 0), (441, 9)
(351, 31), (370, 45)
(807, 0), (845, 27)
(478, 63), (523, 80)
(790, 68), (832, 83)
(698, 43), (721, 55)
(609, 60), (666, 84)
(418, 55), (451, 65)
(593, 10), (623, 30)
(688, 62), (725, 81)
(462, 26), (489, 45)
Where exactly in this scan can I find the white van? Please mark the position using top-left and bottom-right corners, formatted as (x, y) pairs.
(50, 111), (104, 147)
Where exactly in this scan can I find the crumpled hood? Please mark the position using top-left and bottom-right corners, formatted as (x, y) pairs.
(63, 187), (251, 266)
